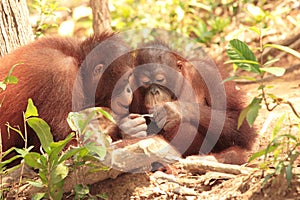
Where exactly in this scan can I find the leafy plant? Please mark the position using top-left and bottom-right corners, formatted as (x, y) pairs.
(23, 99), (81, 200)
(28, 0), (68, 37)
(110, 0), (235, 45)
(225, 27), (300, 186)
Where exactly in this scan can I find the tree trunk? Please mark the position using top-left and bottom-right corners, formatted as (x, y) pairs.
(0, 0), (34, 57)
(90, 0), (112, 35)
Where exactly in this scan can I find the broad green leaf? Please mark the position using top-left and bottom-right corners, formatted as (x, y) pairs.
(271, 114), (286, 140)
(286, 163), (293, 187)
(32, 193), (46, 200)
(49, 179), (64, 200)
(74, 184), (90, 196)
(3, 63), (21, 84)
(246, 97), (262, 127)
(39, 168), (48, 184)
(50, 163), (68, 184)
(238, 106), (250, 129)
(27, 117), (53, 152)
(24, 152), (42, 169)
(4, 75), (18, 84)
(25, 98), (39, 119)
(264, 44), (300, 59)
(226, 39), (260, 73)
(260, 67), (285, 76)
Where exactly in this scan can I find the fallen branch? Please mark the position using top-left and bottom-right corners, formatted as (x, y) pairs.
(177, 158), (255, 175)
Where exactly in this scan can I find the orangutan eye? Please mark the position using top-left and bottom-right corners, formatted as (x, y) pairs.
(140, 75), (151, 86)
(155, 74), (165, 84)
(144, 81), (151, 85)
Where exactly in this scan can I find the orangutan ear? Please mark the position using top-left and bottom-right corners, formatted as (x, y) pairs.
(93, 64), (105, 76)
(176, 60), (183, 70)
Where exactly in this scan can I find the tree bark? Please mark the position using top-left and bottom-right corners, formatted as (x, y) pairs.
(90, 0), (112, 35)
(0, 0), (34, 57)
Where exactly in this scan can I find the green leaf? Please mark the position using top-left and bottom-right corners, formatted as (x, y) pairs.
(3, 62), (21, 84)
(222, 76), (257, 83)
(263, 58), (280, 66)
(267, 93), (278, 100)
(249, 26), (261, 36)
(25, 98), (39, 119)
(246, 97), (262, 127)
(50, 163), (69, 184)
(249, 142), (278, 162)
(238, 106), (250, 129)
(0, 153), (22, 169)
(74, 184), (90, 196)
(264, 143), (279, 160)
(14, 146), (34, 157)
(260, 67), (285, 76)
(262, 173), (274, 187)
(67, 110), (96, 134)
(272, 114), (286, 140)
(58, 147), (82, 164)
(286, 163), (293, 187)
(249, 148), (267, 162)
(32, 193), (46, 200)
(4, 75), (18, 84)
(97, 108), (116, 124)
(6, 123), (24, 141)
(226, 39), (260, 73)
(85, 143), (107, 160)
(276, 134), (298, 142)
(49, 133), (74, 165)
(49, 179), (64, 200)
(224, 59), (260, 65)
(24, 152), (43, 169)
(27, 117), (53, 152)
(27, 180), (44, 188)
(264, 44), (300, 59)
